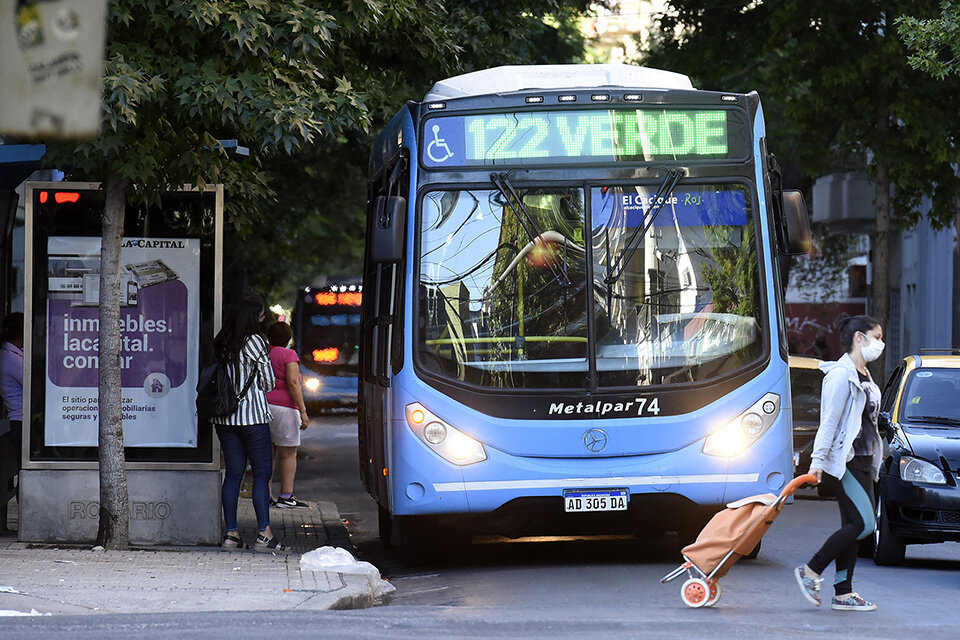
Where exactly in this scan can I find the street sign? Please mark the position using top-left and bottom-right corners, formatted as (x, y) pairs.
(0, 0), (108, 138)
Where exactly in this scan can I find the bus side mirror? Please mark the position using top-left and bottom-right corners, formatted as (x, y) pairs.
(776, 190), (811, 255)
(371, 195), (406, 263)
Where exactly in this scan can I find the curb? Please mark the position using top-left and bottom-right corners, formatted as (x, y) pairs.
(315, 500), (354, 551)
(0, 500), (383, 615)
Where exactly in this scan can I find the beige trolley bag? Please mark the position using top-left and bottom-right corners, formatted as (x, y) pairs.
(660, 473), (818, 607)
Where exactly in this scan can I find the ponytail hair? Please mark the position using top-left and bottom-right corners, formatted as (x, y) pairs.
(212, 297), (265, 365)
(837, 314), (880, 354)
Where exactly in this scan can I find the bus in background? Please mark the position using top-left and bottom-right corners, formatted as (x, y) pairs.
(292, 280), (362, 410)
(360, 64), (810, 562)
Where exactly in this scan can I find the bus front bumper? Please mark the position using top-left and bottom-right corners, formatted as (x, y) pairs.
(389, 419), (793, 521)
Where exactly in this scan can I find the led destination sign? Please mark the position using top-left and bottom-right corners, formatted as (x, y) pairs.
(421, 108), (747, 168)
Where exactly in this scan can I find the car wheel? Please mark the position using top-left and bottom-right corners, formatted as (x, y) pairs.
(873, 498), (906, 566)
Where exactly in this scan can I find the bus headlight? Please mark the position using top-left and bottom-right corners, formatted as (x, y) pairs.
(703, 393), (780, 458)
(303, 377), (321, 392)
(423, 422), (447, 445)
(405, 403), (487, 466)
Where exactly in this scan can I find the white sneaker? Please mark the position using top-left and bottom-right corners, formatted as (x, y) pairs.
(794, 565), (822, 606)
(831, 593), (876, 611)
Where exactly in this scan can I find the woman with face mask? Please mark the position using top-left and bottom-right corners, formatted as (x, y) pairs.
(794, 315), (884, 612)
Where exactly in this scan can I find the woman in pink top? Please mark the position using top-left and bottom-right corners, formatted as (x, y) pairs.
(265, 322), (310, 509)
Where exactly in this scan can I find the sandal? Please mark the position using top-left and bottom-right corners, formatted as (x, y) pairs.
(221, 534), (247, 551)
(253, 533), (290, 553)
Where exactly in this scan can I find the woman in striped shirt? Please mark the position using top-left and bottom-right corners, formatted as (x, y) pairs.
(212, 299), (289, 552)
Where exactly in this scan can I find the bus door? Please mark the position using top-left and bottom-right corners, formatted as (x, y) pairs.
(360, 152), (407, 505)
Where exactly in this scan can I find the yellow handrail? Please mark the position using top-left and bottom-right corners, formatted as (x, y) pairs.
(425, 336), (587, 346)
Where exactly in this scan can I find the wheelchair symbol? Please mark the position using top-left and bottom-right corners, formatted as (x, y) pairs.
(426, 124), (454, 164)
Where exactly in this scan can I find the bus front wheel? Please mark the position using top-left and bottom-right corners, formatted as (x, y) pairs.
(397, 515), (433, 565)
(378, 504), (396, 548)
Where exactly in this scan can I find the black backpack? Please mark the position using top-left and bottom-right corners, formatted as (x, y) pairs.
(196, 360), (256, 421)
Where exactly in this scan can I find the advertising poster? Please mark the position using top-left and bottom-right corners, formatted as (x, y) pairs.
(45, 236), (200, 447)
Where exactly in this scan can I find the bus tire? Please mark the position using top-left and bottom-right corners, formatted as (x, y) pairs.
(378, 504), (396, 548)
(397, 515), (435, 566)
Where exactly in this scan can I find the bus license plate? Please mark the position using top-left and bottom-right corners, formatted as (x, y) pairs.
(563, 489), (628, 513)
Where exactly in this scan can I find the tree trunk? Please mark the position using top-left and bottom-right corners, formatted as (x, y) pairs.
(869, 92), (893, 381)
(872, 156), (891, 381)
(97, 171), (130, 549)
(954, 207), (960, 350)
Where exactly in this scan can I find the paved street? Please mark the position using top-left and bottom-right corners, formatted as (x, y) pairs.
(2, 413), (959, 638)
(263, 415), (960, 635)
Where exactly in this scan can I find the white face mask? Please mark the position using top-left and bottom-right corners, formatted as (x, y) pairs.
(859, 335), (885, 362)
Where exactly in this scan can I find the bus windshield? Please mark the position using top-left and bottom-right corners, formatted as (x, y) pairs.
(297, 293), (361, 376)
(417, 183), (763, 389)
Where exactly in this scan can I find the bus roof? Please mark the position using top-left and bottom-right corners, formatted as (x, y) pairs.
(423, 64), (694, 102)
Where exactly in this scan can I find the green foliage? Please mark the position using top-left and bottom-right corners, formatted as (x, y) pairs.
(46, 0), (372, 231)
(245, 1), (592, 303)
(701, 222), (759, 320)
(898, 1), (960, 79)
(41, 1), (592, 304)
(640, 1), (960, 232)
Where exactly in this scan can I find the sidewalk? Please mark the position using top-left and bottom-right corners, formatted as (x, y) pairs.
(0, 493), (383, 615)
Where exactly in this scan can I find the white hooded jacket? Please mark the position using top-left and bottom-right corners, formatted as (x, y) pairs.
(809, 353), (883, 481)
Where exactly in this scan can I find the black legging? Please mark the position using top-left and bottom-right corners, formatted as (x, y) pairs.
(808, 464), (876, 595)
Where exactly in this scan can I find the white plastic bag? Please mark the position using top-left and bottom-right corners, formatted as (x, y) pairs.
(299, 546), (396, 599)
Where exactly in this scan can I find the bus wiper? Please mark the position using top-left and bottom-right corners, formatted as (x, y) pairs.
(604, 168), (685, 287)
(489, 172), (570, 288)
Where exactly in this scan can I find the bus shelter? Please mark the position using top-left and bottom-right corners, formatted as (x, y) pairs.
(18, 182), (223, 545)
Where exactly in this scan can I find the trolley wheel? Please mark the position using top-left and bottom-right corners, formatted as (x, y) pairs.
(705, 580), (722, 607)
(680, 577), (710, 608)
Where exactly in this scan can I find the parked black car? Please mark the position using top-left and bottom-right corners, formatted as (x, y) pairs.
(789, 355), (824, 476)
(873, 351), (960, 565)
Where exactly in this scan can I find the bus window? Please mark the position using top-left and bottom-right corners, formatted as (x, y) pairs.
(591, 184), (762, 387)
(418, 187), (589, 388)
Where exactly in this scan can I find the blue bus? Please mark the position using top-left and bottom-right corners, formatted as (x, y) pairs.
(292, 280), (361, 409)
(360, 64), (809, 561)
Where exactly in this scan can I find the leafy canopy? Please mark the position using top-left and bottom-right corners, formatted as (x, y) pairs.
(898, 1), (960, 79)
(43, 1), (594, 300)
(46, 1), (383, 228)
(240, 0), (593, 300)
(641, 1), (960, 231)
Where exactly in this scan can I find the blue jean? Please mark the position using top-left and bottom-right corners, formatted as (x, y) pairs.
(216, 423), (272, 532)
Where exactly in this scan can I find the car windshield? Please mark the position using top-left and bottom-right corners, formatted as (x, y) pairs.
(790, 367), (823, 424)
(417, 184), (763, 389)
(901, 368), (960, 424)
